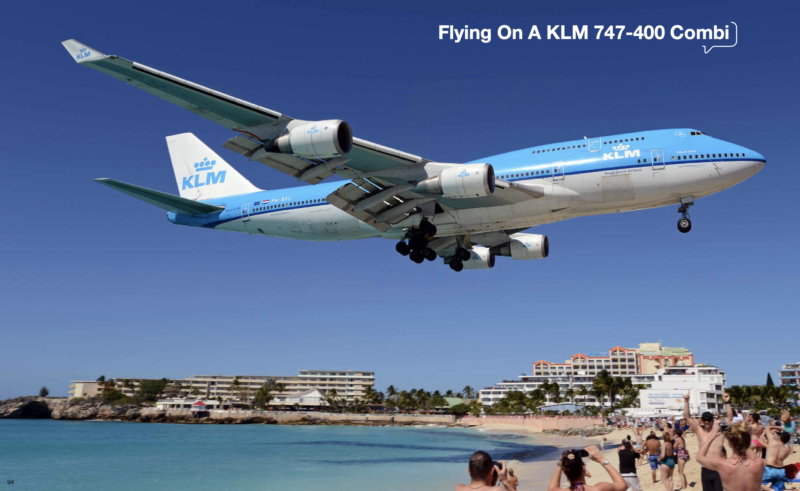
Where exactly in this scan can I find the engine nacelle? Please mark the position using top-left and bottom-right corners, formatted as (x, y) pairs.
(461, 246), (495, 269)
(413, 164), (495, 198)
(491, 234), (549, 260)
(275, 120), (352, 159)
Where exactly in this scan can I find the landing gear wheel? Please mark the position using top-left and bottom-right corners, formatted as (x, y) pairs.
(422, 247), (437, 261)
(408, 234), (427, 250)
(456, 248), (471, 262)
(449, 259), (464, 272)
(395, 241), (410, 256)
(409, 250), (425, 264)
(677, 218), (692, 233)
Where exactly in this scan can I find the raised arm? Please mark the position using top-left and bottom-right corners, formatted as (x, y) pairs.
(586, 446), (627, 491)
(547, 462), (563, 491)
(684, 393), (700, 433)
(724, 393), (732, 423)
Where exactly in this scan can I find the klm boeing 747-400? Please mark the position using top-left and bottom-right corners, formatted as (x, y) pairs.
(63, 40), (766, 272)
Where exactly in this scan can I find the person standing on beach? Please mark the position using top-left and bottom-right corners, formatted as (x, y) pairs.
(684, 392), (728, 491)
(674, 428), (690, 491)
(645, 434), (662, 484)
(659, 433), (676, 491)
(618, 440), (642, 491)
(455, 451), (516, 491)
(696, 420), (764, 491)
(548, 446), (627, 491)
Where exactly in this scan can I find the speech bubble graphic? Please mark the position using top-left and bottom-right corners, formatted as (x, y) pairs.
(703, 22), (737, 54)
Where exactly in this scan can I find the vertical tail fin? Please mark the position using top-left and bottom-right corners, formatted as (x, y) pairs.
(167, 133), (260, 200)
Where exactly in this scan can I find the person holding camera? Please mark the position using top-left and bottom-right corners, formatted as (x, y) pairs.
(455, 451), (517, 491)
(548, 446), (627, 491)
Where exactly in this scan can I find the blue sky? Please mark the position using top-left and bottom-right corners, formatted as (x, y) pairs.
(1, 0), (797, 399)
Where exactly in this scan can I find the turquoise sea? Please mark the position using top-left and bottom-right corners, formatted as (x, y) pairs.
(0, 420), (554, 491)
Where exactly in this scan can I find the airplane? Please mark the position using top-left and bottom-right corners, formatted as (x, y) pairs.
(62, 40), (766, 272)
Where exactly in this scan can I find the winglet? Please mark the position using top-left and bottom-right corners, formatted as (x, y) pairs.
(61, 39), (108, 64)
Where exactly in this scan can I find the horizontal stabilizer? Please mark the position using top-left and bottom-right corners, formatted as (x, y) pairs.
(95, 178), (224, 215)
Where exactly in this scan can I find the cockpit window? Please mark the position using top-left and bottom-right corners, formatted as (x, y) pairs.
(690, 131), (707, 136)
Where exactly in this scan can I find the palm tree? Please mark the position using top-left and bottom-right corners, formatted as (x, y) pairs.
(591, 386), (606, 409)
(324, 388), (340, 411)
(230, 377), (242, 401)
(386, 385), (398, 397)
(462, 386), (476, 399)
(445, 389), (454, 397)
(565, 388), (576, 404)
(576, 386), (590, 405)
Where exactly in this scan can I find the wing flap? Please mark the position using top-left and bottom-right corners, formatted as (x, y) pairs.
(95, 178), (224, 215)
(326, 178), (424, 232)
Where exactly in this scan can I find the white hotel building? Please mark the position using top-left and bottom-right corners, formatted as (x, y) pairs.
(479, 343), (724, 413)
(70, 370), (375, 404)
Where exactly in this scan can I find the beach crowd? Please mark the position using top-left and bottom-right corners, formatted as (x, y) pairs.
(456, 392), (798, 491)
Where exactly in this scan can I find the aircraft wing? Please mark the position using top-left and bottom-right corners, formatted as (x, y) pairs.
(61, 40), (427, 185)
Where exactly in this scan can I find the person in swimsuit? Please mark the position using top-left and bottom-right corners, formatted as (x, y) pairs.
(659, 435), (676, 491)
(674, 428), (690, 491)
(749, 412), (766, 458)
(762, 425), (792, 491)
(548, 446), (627, 491)
(646, 434), (662, 484)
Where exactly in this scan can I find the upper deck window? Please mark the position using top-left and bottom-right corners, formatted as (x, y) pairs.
(690, 131), (707, 136)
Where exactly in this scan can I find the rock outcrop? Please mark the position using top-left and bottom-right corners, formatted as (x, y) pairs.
(541, 425), (614, 437)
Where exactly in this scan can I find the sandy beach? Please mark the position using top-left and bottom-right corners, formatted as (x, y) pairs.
(476, 424), (800, 491)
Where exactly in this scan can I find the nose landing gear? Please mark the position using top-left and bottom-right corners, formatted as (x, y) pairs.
(677, 197), (694, 234)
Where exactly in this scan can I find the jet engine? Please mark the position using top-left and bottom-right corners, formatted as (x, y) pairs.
(413, 164), (495, 198)
(275, 120), (352, 159)
(461, 246), (495, 269)
(491, 234), (549, 260)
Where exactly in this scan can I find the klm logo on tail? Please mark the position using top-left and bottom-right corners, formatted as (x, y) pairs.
(182, 157), (227, 190)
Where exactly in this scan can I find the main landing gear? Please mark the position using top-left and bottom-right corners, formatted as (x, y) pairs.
(395, 220), (438, 264)
(677, 197), (694, 234)
(446, 242), (472, 273)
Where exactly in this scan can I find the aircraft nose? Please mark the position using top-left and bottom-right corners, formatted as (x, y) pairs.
(749, 150), (766, 174)
(754, 161), (766, 173)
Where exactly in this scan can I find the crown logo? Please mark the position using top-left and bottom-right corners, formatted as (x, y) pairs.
(79, 47), (87, 53)
(613, 144), (629, 151)
(194, 157), (216, 172)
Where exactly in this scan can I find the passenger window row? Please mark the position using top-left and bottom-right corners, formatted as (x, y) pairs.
(670, 152), (745, 161)
(252, 199), (325, 212)
(605, 137), (645, 144)
(533, 145), (585, 154)
(498, 168), (557, 179)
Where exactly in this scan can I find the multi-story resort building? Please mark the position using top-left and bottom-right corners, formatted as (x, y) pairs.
(69, 370), (375, 404)
(479, 342), (700, 408)
(779, 362), (800, 387)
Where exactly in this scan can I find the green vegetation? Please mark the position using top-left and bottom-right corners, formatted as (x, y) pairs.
(137, 379), (168, 402)
(69, 397), (85, 405)
(39, 386), (49, 397)
(725, 384), (797, 412)
(253, 379), (286, 408)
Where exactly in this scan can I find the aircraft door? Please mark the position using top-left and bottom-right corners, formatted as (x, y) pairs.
(651, 150), (665, 170)
(553, 162), (565, 181)
(588, 138), (602, 152)
(241, 202), (251, 223)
